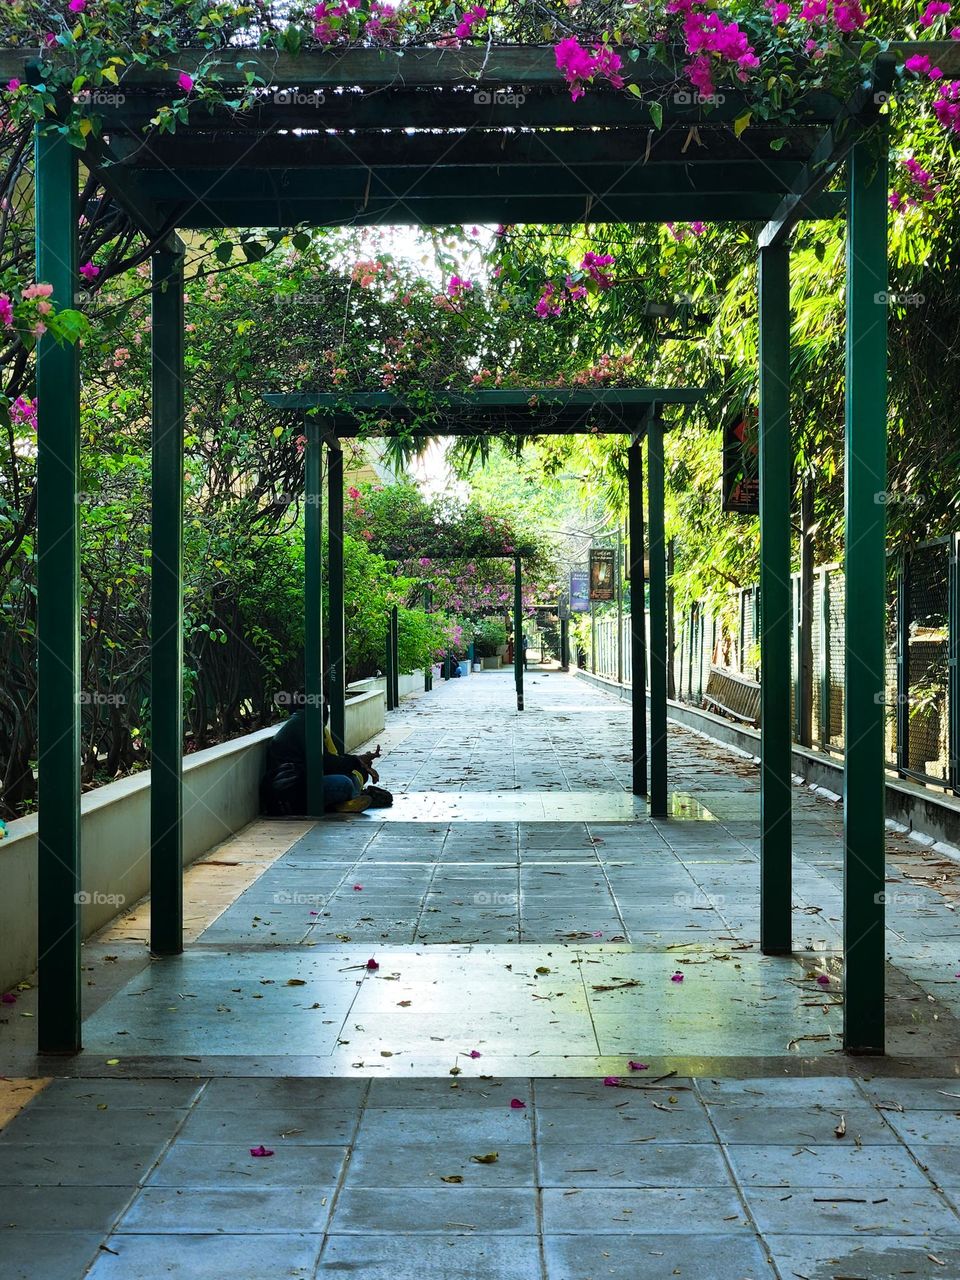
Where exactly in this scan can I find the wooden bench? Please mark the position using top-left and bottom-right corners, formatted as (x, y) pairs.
(702, 664), (762, 727)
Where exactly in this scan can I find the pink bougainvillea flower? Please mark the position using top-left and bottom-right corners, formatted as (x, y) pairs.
(889, 190), (905, 209)
(920, 0), (951, 24)
(250, 1145), (274, 1157)
(670, 971), (684, 983)
(816, 974), (831, 985)
(510, 1097), (526, 1108)
(447, 275), (472, 298)
(68, 0), (87, 11)
(952, 24), (960, 35)
(768, 0), (791, 20)
(366, 958), (379, 970)
(79, 261), (99, 281)
(0, 294), (13, 327)
(906, 53), (932, 73)
(454, 4), (487, 39)
(469, 1049), (481, 1058)
(603, 1076), (621, 1087)
(628, 1060), (649, 1071)
(353, 884), (363, 891)
(10, 396), (37, 431)
(177, 72), (195, 93)
(6, 79), (21, 93)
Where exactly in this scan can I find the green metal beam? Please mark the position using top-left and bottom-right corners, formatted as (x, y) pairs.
(758, 243), (793, 956)
(647, 411), (668, 819)
(268, 389), (703, 411)
(628, 439), (648, 798)
(514, 554), (524, 712)
(327, 445), (346, 754)
(304, 422), (325, 817)
(35, 126), (82, 1054)
(156, 191), (845, 230)
(843, 132), (889, 1055)
(150, 248), (185, 957)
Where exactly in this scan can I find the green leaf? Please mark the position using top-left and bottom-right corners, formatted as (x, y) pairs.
(649, 100), (663, 130)
(214, 242), (233, 264)
(733, 111), (752, 138)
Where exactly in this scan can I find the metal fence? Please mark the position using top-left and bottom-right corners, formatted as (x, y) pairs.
(585, 536), (960, 795)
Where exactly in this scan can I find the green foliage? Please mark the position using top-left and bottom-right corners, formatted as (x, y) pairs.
(472, 618), (508, 658)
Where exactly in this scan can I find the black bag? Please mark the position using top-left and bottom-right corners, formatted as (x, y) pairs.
(260, 760), (307, 816)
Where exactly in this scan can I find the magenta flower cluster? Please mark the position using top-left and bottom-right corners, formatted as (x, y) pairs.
(454, 5), (487, 39)
(554, 37), (625, 101)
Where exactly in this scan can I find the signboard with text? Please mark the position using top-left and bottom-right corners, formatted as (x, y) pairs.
(589, 547), (616, 602)
(570, 569), (590, 613)
(722, 409), (760, 515)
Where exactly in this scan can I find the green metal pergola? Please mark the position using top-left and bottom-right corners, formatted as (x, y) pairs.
(18, 40), (927, 1057)
(262, 387), (701, 815)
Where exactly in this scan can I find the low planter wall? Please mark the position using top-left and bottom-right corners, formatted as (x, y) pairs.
(0, 688), (387, 993)
(351, 672), (426, 701)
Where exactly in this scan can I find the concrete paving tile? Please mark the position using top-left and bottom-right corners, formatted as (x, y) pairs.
(117, 1186), (332, 1232)
(196, 1078), (367, 1108)
(356, 1105), (534, 1145)
(543, 1233), (777, 1279)
(857, 1078), (960, 1109)
(536, 1142), (734, 1188)
(0, 1143), (166, 1186)
(0, 1105), (186, 1147)
(85, 1232), (322, 1279)
(698, 1077), (866, 1107)
(763, 1233), (960, 1280)
(743, 1185), (960, 1235)
(725, 1144), (929, 1189)
(344, 1140), (536, 1188)
(174, 1106), (358, 1145)
(707, 1103), (895, 1146)
(0, 1185), (134, 1232)
(541, 1186), (751, 1233)
(0, 1231), (103, 1280)
(367, 1080), (530, 1108)
(331, 1187), (538, 1234)
(144, 1141), (347, 1189)
(316, 1233), (543, 1279)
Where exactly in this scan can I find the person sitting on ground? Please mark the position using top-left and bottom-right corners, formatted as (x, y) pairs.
(260, 697), (390, 816)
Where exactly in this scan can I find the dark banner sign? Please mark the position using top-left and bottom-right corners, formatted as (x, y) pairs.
(722, 409), (759, 515)
(589, 547), (616, 602)
(570, 569), (590, 613)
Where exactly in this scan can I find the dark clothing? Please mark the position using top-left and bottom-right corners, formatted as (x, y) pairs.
(261, 710), (367, 815)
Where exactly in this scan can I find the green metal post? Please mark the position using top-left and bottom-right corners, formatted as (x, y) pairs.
(950, 536), (960, 796)
(758, 243), (793, 956)
(150, 249), (185, 956)
(843, 132), (889, 1054)
(821, 569), (832, 751)
(895, 557), (909, 778)
(385, 618), (396, 709)
(35, 127), (81, 1053)
(327, 445), (346, 753)
(391, 605), (400, 706)
(304, 421), (325, 817)
(514, 555), (524, 710)
(647, 413), (668, 817)
(628, 440), (648, 797)
(424, 588), (434, 691)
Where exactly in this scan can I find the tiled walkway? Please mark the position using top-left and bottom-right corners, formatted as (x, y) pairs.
(3, 670), (960, 1278)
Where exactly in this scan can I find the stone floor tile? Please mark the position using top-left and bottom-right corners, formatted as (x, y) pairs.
(85, 1233), (322, 1279)
(543, 1233), (777, 1280)
(316, 1233), (543, 1279)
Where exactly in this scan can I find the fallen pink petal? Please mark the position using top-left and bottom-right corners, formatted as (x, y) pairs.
(510, 1098), (526, 1109)
(816, 974), (831, 986)
(671, 971), (684, 983)
(249, 1145), (274, 1157)
(628, 1061), (649, 1071)
(469, 1050), (481, 1058)
(1, 992), (16, 1004)
(353, 884), (363, 891)
(366, 958), (379, 971)
(603, 1076), (621, 1087)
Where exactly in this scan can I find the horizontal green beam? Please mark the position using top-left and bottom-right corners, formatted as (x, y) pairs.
(129, 162), (805, 200)
(266, 388), (704, 410)
(151, 191), (844, 228)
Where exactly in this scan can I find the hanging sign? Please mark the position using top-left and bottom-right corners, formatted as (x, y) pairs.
(722, 409), (760, 515)
(570, 569), (590, 613)
(589, 547), (616, 602)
